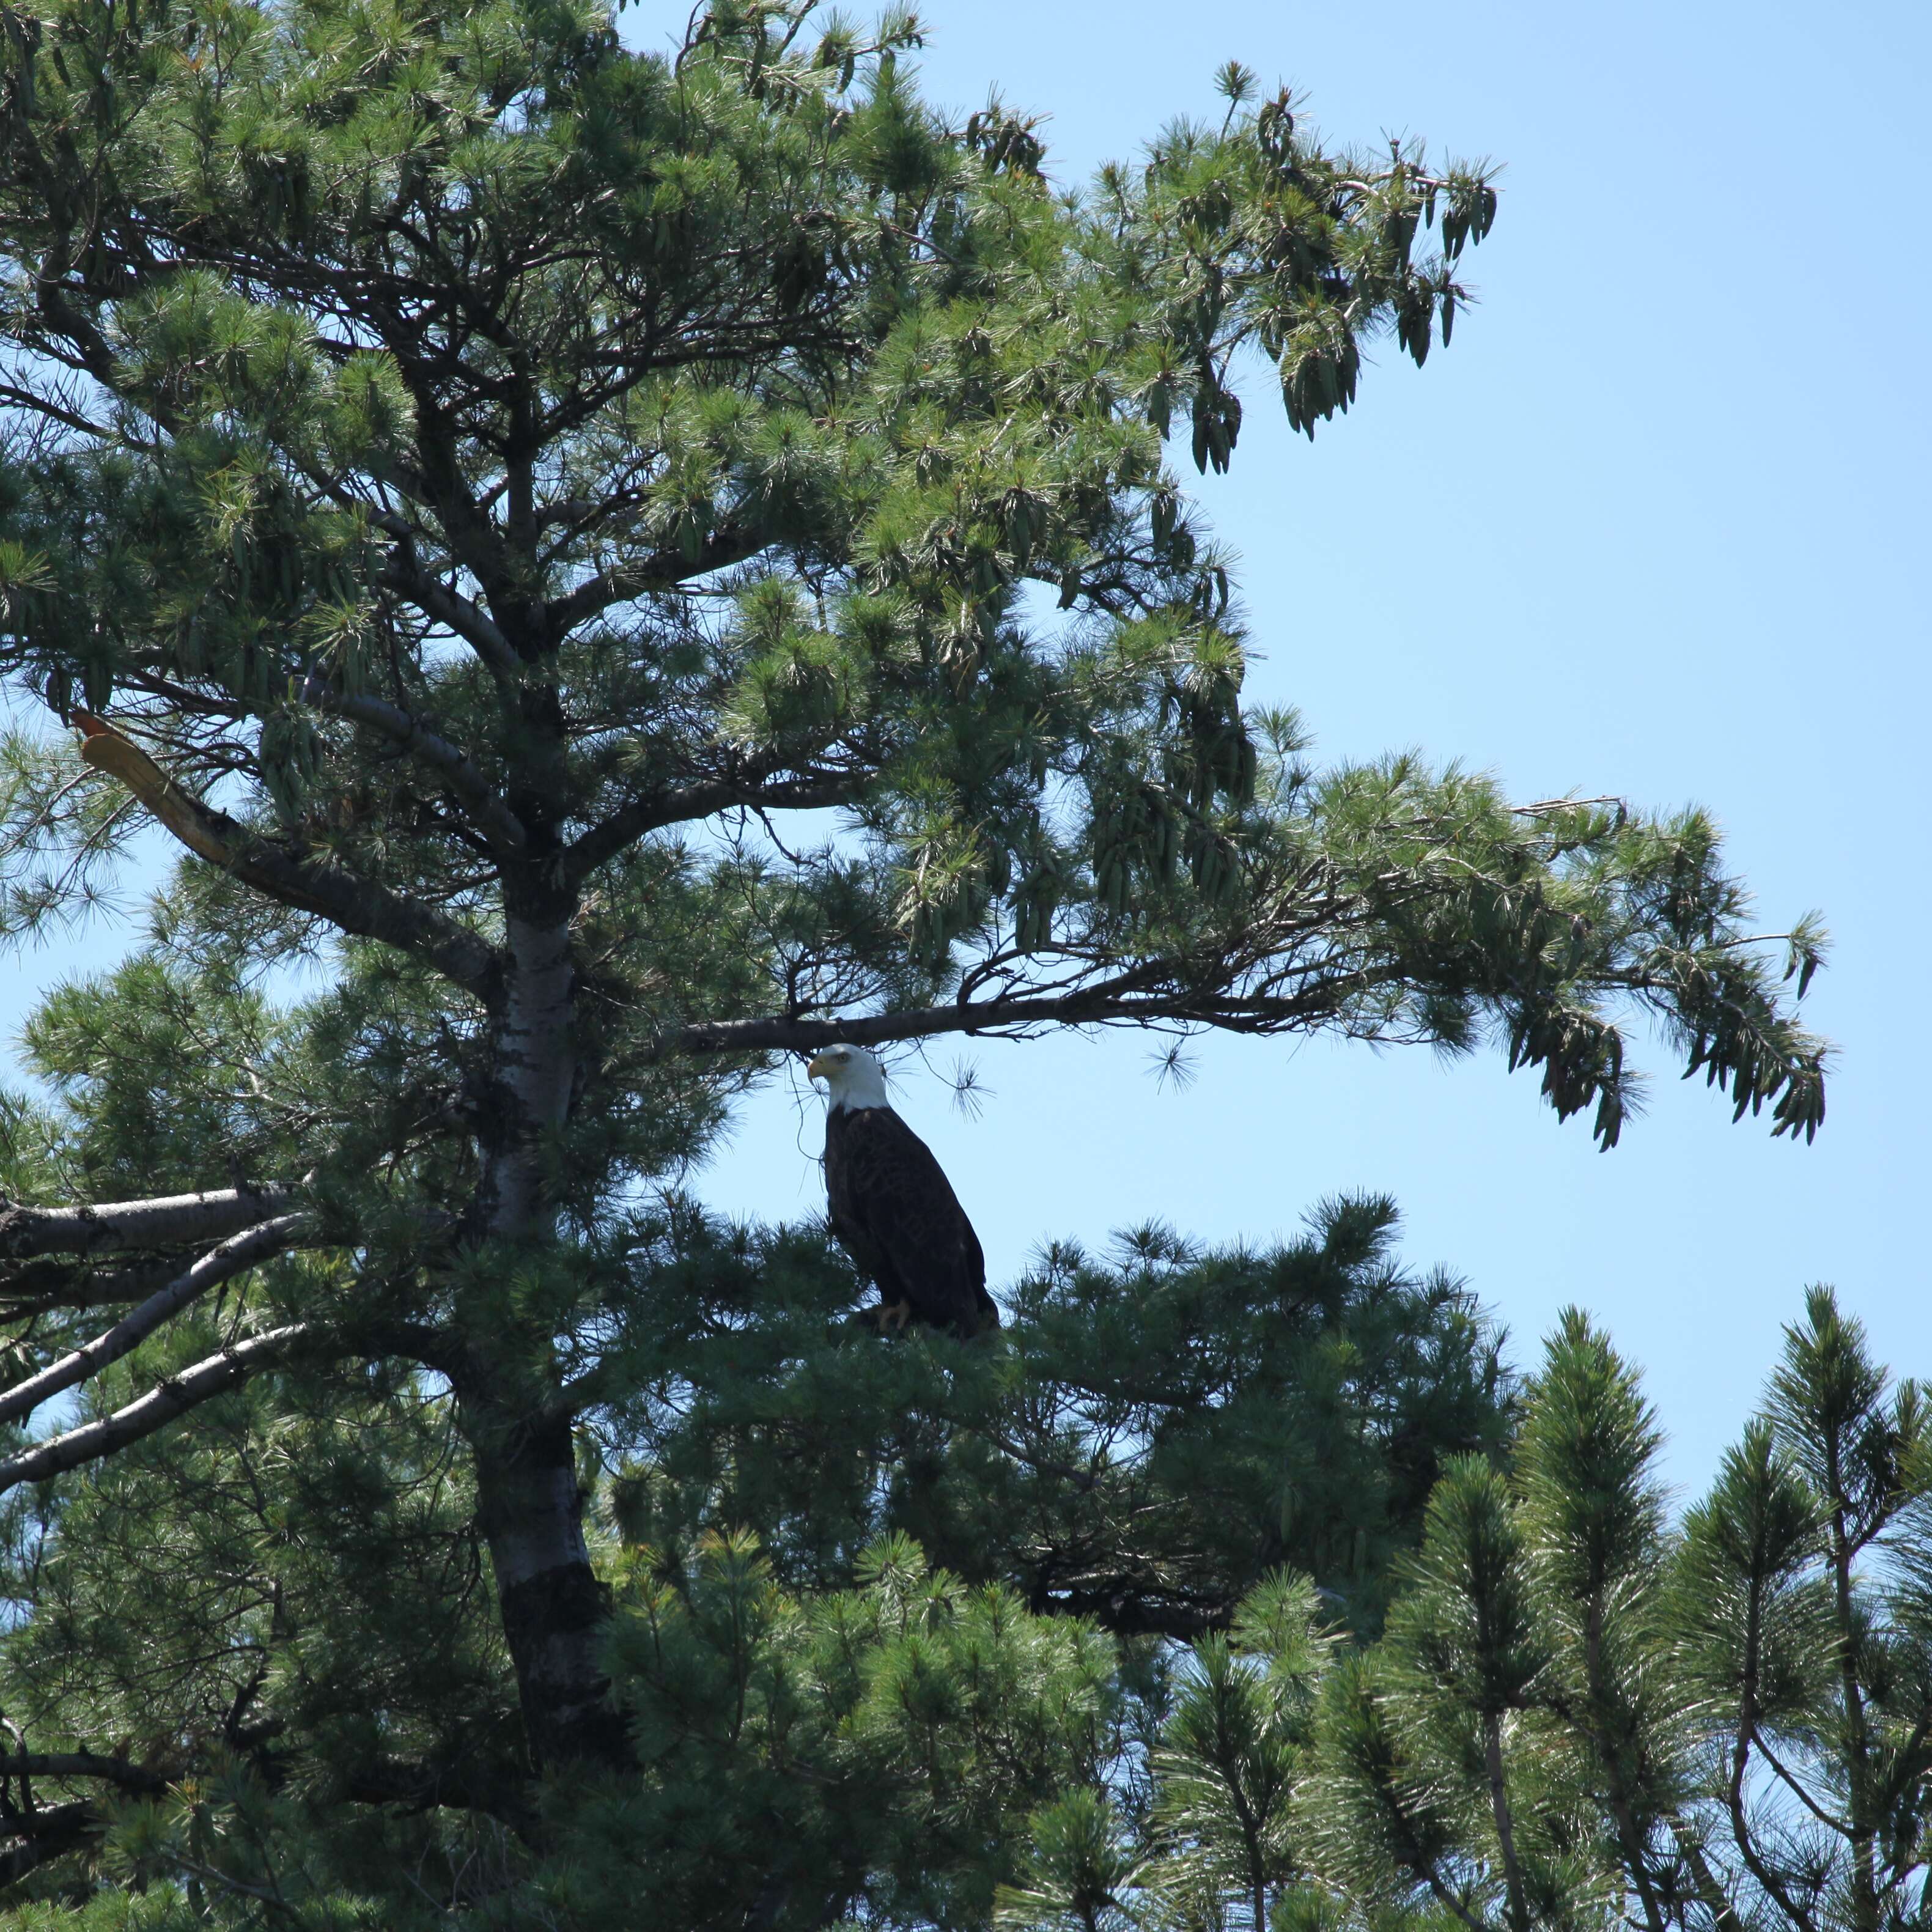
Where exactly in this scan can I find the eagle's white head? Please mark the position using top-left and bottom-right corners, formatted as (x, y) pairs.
(806, 1042), (891, 1112)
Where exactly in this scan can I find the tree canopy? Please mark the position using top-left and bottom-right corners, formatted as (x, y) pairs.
(0, 0), (1833, 1918)
(989, 1291), (1932, 1932)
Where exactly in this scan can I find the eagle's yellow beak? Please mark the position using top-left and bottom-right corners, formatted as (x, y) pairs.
(806, 1052), (833, 1083)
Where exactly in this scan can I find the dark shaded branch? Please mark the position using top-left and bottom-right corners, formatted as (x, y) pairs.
(0, 1802), (97, 1886)
(0, 1184), (303, 1261)
(564, 766), (860, 883)
(971, 1425), (1102, 1494)
(1036, 1586), (1230, 1641)
(312, 691), (528, 854)
(75, 716), (501, 998)
(287, 453), (518, 678)
(0, 1324), (311, 1494)
(187, 822), (500, 1000)
(0, 1215), (312, 1427)
(343, 1755), (536, 1827)
(11, 1753), (169, 1796)
(543, 524), (767, 639)
(1751, 1730), (1855, 1835)
(0, 380), (109, 440)
(646, 981), (1338, 1064)
(375, 552), (519, 679)
(0, 1257), (182, 1320)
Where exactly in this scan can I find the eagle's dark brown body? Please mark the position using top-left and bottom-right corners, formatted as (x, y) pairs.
(823, 1104), (998, 1338)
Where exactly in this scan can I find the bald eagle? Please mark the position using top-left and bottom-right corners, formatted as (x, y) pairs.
(807, 1044), (999, 1340)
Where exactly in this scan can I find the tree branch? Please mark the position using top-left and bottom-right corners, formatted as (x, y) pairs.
(0, 1184), (303, 1261)
(646, 981), (1338, 1064)
(10, 1753), (168, 1796)
(309, 690), (528, 854)
(543, 524), (768, 640)
(0, 1258), (181, 1321)
(0, 1214), (312, 1428)
(0, 1802), (97, 1887)
(375, 553), (520, 679)
(563, 766), (860, 884)
(0, 1324), (311, 1495)
(343, 1755), (536, 1826)
(73, 714), (501, 1000)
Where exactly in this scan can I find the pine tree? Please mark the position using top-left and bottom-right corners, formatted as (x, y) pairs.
(993, 1294), (1932, 1932)
(0, 0), (1831, 1914)
(1305, 1291), (1932, 1932)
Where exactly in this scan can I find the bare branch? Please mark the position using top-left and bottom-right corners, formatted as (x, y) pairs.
(0, 1214), (312, 1428)
(544, 524), (767, 640)
(0, 381), (109, 440)
(0, 1324), (310, 1495)
(968, 1423), (1103, 1493)
(0, 1184), (303, 1261)
(646, 979), (1339, 1064)
(1510, 796), (1624, 816)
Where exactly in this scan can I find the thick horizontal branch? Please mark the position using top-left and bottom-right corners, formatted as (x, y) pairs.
(0, 1258), (177, 1321)
(314, 690), (528, 854)
(0, 1215), (311, 1428)
(647, 982), (1337, 1063)
(344, 1754), (536, 1825)
(0, 1184), (303, 1261)
(0, 1802), (96, 1884)
(0, 1323), (310, 1495)
(11, 1753), (169, 1796)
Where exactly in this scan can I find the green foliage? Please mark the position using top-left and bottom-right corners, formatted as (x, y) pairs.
(1294, 1293), (1932, 1932)
(984, 1295), (1932, 1932)
(589, 1530), (1121, 1931)
(0, 0), (1823, 1152)
(0, 1187), (1505, 1922)
(591, 1193), (1507, 1635)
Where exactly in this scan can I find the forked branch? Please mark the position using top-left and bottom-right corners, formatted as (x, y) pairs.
(0, 1214), (312, 1428)
(0, 1323), (311, 1495)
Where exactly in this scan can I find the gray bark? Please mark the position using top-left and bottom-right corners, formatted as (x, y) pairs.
(468, 1403), (629, 1772)
(484, 912), (578, 1234)
(0, 1214), (309, 1427)
(0, 1323), (310, 1494)
(463, 902), (632, 1770)
(0, 1184), (303, 1260)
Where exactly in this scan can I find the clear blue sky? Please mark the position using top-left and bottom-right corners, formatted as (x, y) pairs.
(4, 1), (1925, 1499)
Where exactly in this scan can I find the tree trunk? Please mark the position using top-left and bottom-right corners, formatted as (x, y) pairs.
(484, 910), (578, 1233)
(469, 1402), (632, 1772)
(465, 900), (631, 1773)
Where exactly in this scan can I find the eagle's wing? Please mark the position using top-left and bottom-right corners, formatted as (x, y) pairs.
(826, 1106), (992, 1337)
